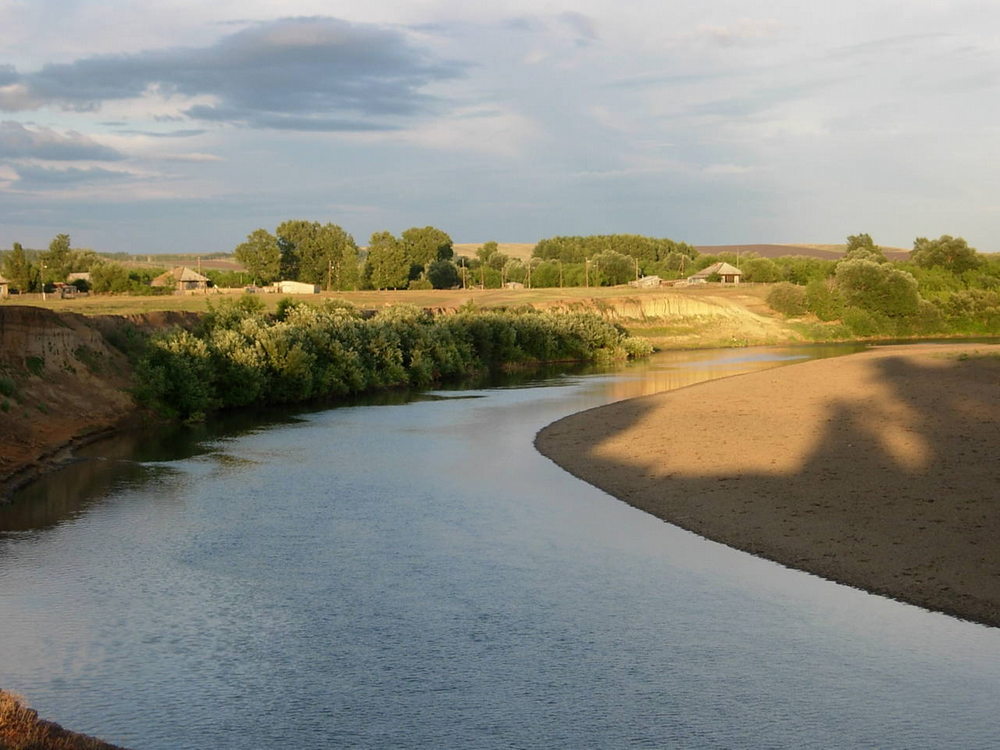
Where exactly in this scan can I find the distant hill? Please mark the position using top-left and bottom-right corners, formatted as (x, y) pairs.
(695, 244), (911, 261)
(453, 243), (536, 262)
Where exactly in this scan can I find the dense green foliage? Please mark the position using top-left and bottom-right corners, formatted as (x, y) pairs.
(134, 299), (653, 419)
(533, 235), (697, 264)
(769, 232), (1000, 339)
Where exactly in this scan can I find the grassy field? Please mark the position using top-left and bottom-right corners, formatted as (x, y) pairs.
(2, 283), (774, 316)
(1, 284), (792, 350)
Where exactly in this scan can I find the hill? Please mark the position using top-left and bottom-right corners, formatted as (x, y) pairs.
(695, 244), (911, 261)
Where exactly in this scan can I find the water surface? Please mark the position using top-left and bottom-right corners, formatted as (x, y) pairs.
(1, 345), (997, 749)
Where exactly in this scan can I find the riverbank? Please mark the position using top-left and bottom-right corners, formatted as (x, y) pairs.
(536, 343), (1000, 627)
(0, 690), (126, 749)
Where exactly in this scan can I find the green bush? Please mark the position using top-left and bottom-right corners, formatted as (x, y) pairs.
(0, 376), (14, 397)
(133, 303), (652, 419)
(766, 283), (808, 317)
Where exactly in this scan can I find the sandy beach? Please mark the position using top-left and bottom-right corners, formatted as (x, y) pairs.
(536, 344), (1000, 627)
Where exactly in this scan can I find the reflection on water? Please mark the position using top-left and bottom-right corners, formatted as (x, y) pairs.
(2, 343), (997, 750)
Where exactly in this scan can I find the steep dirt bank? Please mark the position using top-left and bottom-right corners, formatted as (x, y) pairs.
(0, 306), (198, 499)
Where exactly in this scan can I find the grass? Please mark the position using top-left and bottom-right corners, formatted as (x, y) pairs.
(5, 284), (775, 317)
(0, 690), (124, 749)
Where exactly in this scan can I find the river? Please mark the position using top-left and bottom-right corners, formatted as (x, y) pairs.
(1, 345), (998, 749)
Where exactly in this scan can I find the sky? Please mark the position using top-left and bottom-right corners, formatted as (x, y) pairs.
(1, 1), (998, 254)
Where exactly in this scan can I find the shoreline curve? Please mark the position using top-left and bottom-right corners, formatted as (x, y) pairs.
(535, 343), (1000, 628)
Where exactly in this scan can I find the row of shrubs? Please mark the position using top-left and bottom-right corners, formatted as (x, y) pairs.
(133, 298), (653, 419)
(767, 265), (1000, 339)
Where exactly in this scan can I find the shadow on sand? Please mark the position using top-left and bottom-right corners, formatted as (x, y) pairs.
(536, 347), (1000, 627)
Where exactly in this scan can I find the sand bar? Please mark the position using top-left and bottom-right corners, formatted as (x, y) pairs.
(536, 344), (1000, 627)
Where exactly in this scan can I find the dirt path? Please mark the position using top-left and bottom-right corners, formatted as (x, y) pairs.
(536, 344), (1000, 627)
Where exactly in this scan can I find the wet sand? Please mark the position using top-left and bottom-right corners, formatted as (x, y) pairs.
(536, 344), (1000, 627)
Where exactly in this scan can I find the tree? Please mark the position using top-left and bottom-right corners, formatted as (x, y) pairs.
(844, 233), (887, 263)
(402, 226), (453, 268)
(426, 259), (460, 289)
(477, 241), (499, 265)
(2, 242), (33, 291)
(276, 219), (314, 280)
(235, 228), (281, 286)
(41, 233), (72, 282)
(366, 231), (409, 289)
(835, 259), (920, 317)
(910, 235), (980, 274)
(90, 262), (131, 293)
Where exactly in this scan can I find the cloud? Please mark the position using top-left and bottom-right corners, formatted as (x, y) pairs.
(0, 16), (466, 131)
(0, 120), (125, 160)
(10, 164), (138, 189)
(696, 19), (785, 46)
(558, 12), (599, 46)
(113, 128), (207, 138)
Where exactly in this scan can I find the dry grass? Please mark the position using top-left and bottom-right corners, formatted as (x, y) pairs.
(0, 691), (125, 749)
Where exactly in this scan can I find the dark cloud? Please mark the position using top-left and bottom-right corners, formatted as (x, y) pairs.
(12, 164), (136, 188)
(0, 120), (125, 161)
(0, 16), (466, 131)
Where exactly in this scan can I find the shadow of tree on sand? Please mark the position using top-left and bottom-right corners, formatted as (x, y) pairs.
(536, 348), (1000, 627)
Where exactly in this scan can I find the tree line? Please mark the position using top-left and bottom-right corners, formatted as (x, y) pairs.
(132, 297), (653, 420)
(764, 233), (1000, 337)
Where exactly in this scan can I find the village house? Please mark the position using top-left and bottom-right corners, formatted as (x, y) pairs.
(0, 273), (8, 298)
(687, 262), (743, 284)
(151, 266), (210, 292)
(629, 275), (663, 288)
(272, 280), (320, 294)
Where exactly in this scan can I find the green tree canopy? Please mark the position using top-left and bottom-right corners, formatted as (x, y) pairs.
(235, 228), (281, 285)
(910, 235), (980, 274)
(402, 226), (453, 267)
(2, 242), (33, 291)
(366, 231), (409, 289)
(844, 233), (887, 263)
(835, 259), (920, 317)
(426, 259), (460, 289)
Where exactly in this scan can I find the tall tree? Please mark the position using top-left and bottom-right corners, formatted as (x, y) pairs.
(402, 226), (453, 269)
(42, 233), (72, 282)
(366, 231), (408, 290)
(234, 229), (281, 286)
(2, 242), (33, 291)
(910, 235), (980, 274)
(276, 219), (315, 280)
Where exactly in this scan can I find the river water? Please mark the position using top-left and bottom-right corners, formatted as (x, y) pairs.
(1, 346), (998, 749)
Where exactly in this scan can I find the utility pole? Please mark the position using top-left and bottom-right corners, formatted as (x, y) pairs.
(635, 257), (639, 282)
(559, 260), (563, 288)
(585, 258), (589, 288)
(327, 258), (332, 293)
(41, 261), (46, 301)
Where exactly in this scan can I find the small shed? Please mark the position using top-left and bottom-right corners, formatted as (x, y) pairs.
(151, 266), (210, 292)
(275, 280), (320, 294)
(629, 275), (663, 288)
(687, 262), (742, 284)
(0, 273), (8, 298)
(503, 281), (525, 290)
